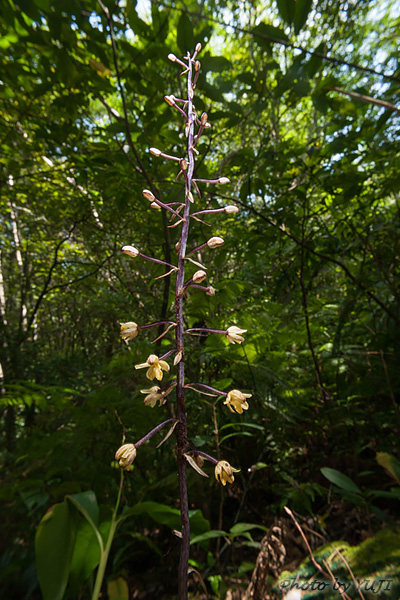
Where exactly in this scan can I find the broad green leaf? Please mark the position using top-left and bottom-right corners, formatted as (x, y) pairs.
(190, 530), (227, 545)
(253, 22), (289, 46)
(35, 501), (77, 600)
(201, 55), (233, 73)
(229, 522), (268, 535)
(68, 518), (101, 593)
(376, 452), (400, 485)
(293, 0), (313, 33)
(67, 490), (99, 526)
(321, 467), (362, 495)
(276, 0), (291, 25)
(177, 13), (194, 55)
(120, 502), (209, 536)
(107, 577), (129, 600)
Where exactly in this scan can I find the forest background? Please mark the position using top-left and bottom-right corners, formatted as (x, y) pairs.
(1, 0), (400, 598)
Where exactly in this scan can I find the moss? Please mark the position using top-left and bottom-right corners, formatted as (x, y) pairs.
(275, 529), (400, 599)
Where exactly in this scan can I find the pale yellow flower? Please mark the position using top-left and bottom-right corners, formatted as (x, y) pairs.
(115, 443), (136, 469)
(225, 326), (247, 344)
(120, 322), (139, 341)
(215, 460), (240, 486)
(224, 389), (252, 414)
(140, 386), (164, 407)
(140, 382), (176, 407)
(135, 354), (170, 381)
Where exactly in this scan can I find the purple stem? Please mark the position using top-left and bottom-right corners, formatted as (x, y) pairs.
(185, 327), (225, 335)
(191, 208), (226, 216)
(186, 242), (208, 255)
(185, 382), (227, 396)
(135, 418), (176, 448)
(159, 348), (177, 361)
(191, 449), (219, 465)
(140, 320), (176, 330)
(149, 197), (185, 219)
(139, 252), (177, 270)
(174, 51), (196, 600)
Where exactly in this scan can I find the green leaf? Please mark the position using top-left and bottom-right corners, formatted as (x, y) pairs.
(276, 0), (312, 32)
(276, 0), (291, 25)
(229, 522), (268, 535)
(293, 0), (313, 33)
(35, 501), (77, 600)
(321, 467), (363, 495)
(120, 502), (209, 536)
(201, 55), (233, 73)
(107, 577), (129, 600)
(68, 518), (101, 593)
(67, 490), (99, 526)
(177, 13), (194, 55)
(190, 530), (227, 545)
(253, 22), (289, 46)
(376, 452), (400, 485)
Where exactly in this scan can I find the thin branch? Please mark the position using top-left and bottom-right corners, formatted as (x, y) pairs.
(328, 86), (400, 113)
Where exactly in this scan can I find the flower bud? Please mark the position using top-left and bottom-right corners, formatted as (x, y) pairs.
(195, 42), (202, 53)
(224, 205), (239, 214)
(207, 236), (224, 248)
(194, 60), (201, 71)
(192, 270), (207, 284)
(122, 245), (139, 257)
(150, 202), (161, 209)
(142, 189), (155, 201)
(150, 147), (162, 156)
(164, 94), (175, 106)
(204, 122), (211, 128)
(200, 112), (208, 126)
(175, 241), (181, 253)
(206, 286), (215, 296)
(179, 158), (188, 171)
(115, 443), (137, 469)
(218, 177), (230, 184)
(168, 53), (177, 62)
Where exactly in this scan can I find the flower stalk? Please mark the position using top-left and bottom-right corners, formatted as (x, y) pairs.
(116, 43), (246, 600)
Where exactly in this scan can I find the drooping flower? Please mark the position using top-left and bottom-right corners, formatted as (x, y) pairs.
(225, 326), (247, 344)
(120, 322), (139, 341)
(135, 354), (170, 381)
(224, 389), (252, 414)
(215, 460), (240, 486)
(140, 382), (176, 407)
(140, 386), (164, 407)
(115, 443), (136, 469)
